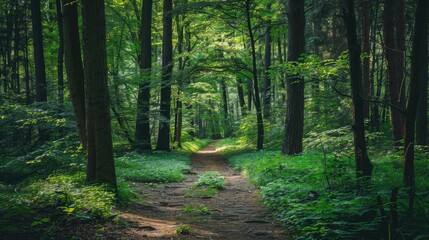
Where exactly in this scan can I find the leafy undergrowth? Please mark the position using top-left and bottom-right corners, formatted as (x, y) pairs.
(217, 138), (429, 240)
(0, 137), (211, 239)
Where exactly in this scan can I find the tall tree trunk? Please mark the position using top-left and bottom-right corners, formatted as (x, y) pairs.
(221, 79), (229, 137)
(343, 0), (373, 178)
(24, 8), (31, 104)
(135, 0), (152, 150)
(415, 32), (428, 145)
(404, 0), (429, 213)
(56, 0), (64, 104)
(173, 1), (187, 148)
(31, 0), (47, 102)
(62, 0), (87, 152)
(81, 0), (117, 188)
(245, 0), (264, 150)
(263, 4), (272, 121)
(237, 77), (246, 117)
(31, 0), (49, 142)
(282, 0), (305, 155)
(156, 0), (173, 151)
(361, 0), (370, 118)
(383, 0), (406, 145)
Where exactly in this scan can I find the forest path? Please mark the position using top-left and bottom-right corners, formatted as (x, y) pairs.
(117, 141), (286, 239)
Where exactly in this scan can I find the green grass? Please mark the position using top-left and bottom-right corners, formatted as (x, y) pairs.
(221, 140), (429, 240)
(0, 138), (211, 239)
(116, 152), (191, 183)
(195, 171), (225, 190)
(116, 139), (211, 183)
(184, 204), (210, 215)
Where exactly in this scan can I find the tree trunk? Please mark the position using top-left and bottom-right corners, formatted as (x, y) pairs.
(135, 0), (152, 150)
(263, 4), (272, 121)
(383, 0), (406, 145)
(56, 0), (64, 104)
(361, 0), (370, 118)
(221, 79), (229, 137)
(82, 0), (117, 188)
(404, 0), (429, 213)
(282, 0), (305, 155)
(31, 0), (49, 142)
(343, 0), (373, 178)
(31, 0), (47, 102)
(245, 0), (264, 150)
(415, 32), (428, 145)
(62, 0), (87, 152)
(156, 0), (173, 151)
(237, 77), (246, 117)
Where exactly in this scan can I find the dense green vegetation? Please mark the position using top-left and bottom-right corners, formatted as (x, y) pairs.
(217, 138), (429, 239)
(0, 114), (210, 239)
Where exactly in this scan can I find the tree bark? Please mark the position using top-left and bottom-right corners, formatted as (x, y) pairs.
(135, 0), (152, 150)
(81, 0), (117, 188)
(383, 0), (406, 145)
(343, 0), (373, 178)
(263, 4), (272, 121)
(56, 0), (64, 104)
(31, 0), (49, 142)
(245, 0), (264, 150)
(404, 0), (429, 213)
(156, 0), (173, 151)
(31, 0), (47, 102)
(361, 0), (370, 119)
(282, 0), (305, 155)
(415, 31), (428, 145)
(62, 0), (87, 152)
(237, 77), (246, 117)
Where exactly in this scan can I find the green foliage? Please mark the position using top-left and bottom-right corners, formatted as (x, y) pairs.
(180, 138), (212, 153)
(175, 225), (191, 235)
(223, 143), (429, 239)
(195, 171), (225, 190)
(116, 151), (191, 183)
(184, 187), (218, 198)
(183, 204), (210, 215)
(28, 174), (116, 218)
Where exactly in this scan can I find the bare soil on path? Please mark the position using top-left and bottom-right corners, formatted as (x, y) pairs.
(117, 142), (286, 239)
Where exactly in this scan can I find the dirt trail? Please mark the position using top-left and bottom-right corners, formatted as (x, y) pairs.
(118, 142), (286, 239)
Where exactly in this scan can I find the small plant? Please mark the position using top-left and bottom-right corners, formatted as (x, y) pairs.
(196, 171), (225, 190)
(184, 204), (210, 215)
(184, 187), (218, 198)
(175, 225), (191, 235)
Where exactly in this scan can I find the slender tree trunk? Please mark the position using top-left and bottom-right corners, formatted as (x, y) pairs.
(361, 0), (370, 118)
(56, 0), (64, 104)
(404, 0), (429, 213)
(135, 0), (152, 150)
(263, 4), (272, 121)
(62, 0), (87, 152)
(237, 77), (246, 117)
(173, 1), (187, 148)
(245, 0), (264, 150)
(81, 0), (117, 188)
(383, 0), (406, 145)
(282, 0), (305, 155)
(221, 79), (229, 137)
(24, 8), (31, 104)
(343, 0), (373, 178)
(156, 0), (173, 151)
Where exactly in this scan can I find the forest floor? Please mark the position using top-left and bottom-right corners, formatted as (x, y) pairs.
(111, 142), (285, 239)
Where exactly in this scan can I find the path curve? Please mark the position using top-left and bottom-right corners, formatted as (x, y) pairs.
(119, 142), (286, 239)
